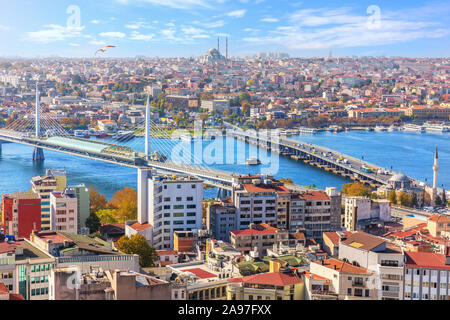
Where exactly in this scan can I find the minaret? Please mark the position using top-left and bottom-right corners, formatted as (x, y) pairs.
(145, 95), (151, 159)
(226, 37), (228, 59)
(433, 145), (439, 190)
(217, 37), (220, 53)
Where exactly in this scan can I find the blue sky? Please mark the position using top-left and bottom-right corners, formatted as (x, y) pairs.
(0, 0), (448, 58)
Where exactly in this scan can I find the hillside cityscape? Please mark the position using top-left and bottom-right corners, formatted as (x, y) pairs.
(0, 0), (449, 304)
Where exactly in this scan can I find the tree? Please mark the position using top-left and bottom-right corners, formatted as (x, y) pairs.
(280, 178), (294, 185)
(95, 209), (119, 224)
(85, 213), (101, 233)
(89, 185), (108, 215)
(116, 234), (158, 267)
(398, 192), (413, 207)
(341, 182), (371, 197)
(388, 190), (397, 205)
(109, 187), (138, 222)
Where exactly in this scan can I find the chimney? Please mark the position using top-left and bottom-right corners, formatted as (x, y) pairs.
(333, 265), (337, 270)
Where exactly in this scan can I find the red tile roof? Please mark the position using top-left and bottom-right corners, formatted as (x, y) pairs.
(301, 191), (330, 201)
(323, 231), (352, 245)
(129, 222), (153, 232)
(230, 228), (277, 236)
(183, 268), (217, 279)
(314, 258), (373, 275)
(157, 250), (178, 256)
(405, 251), (450, 270)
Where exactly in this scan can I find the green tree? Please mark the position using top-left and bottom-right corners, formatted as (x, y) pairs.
(398, 192), (413, 207)
(341, 182), (371, 197)
(108, 187), (137, 222)
(116, 234), (158, 267)
(95, 209), (119, 224)
(85, 213), (101, 233)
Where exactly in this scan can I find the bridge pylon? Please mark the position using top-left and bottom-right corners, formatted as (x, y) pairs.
(33, 83), (44, 161)
(144, 95), (151, 159)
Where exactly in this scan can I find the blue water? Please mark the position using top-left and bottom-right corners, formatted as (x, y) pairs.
(0, 131), (448, 200)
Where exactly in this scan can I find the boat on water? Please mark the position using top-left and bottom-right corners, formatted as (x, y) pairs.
(387, 125), (399, 132)
(374, 126), (387, 132)
(424, 123), (449, 133)
(95, 132), (108, 138)
(246, 157), (261, 165)
(402, 124), (424, 133)
(365, 127), (374, 132)
(298, 127), (318, 134)
(74, 130), (86, 138)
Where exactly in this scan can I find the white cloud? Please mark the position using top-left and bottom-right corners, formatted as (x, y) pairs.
(0, 25), (11, 31)
(25, 25), (84, 43)
(193, 20), (226, 28)
(227, 9), (246, 18)
(243, 6), (449, 50)
(89, 40), (107, 46)
(91, 20), (101, 24)
(69, 43), (80, 47)
(115, 0), (212, 10)
(125, 21), (155, 29)
(99, 32), (126, 38)
(130, 31), (155, 41)
(261, 17), (279, 23)
(181, 26), (206, 35)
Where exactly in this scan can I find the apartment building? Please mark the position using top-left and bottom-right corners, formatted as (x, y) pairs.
(338, 231), (404, 300)
(403, 250), (450, 300)
(230, 223), (290, 257)
(201, 99), (230, 113)
(227, 261), (304, 300)
(289, 191), (340, 242)
(427, 214), (450, 238)
(1, 192), (41, 239)
(50, 190), (78, 234)
(146, 174), (203, 250)
(206, 199), (237, 242)
(344, 196), (391, 232)
(309, 258), (376, 300)
(232, 175), (287, 229)
(31, 170), (67, 231)
(65, 184), (90, 232)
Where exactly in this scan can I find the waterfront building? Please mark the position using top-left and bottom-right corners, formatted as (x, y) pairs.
(1, 192), (41, 239)
(201, 99), (230, 113)
(426, 214), (450, 238)
(50, 190), (78, 234)
(403, 250), (450, 300)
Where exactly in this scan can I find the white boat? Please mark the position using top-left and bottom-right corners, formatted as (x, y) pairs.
(402, 124), (424, 132)
(298, 127), (318, 134)
(74, 130), (85, 138)
(374, 126), (387, 132)
(387, 125), (398, 132)
(246, 157), (261, 165)
(424, 124), (449, 133)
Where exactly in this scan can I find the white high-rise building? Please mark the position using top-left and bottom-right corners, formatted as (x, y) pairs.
(49, 189), (78, 234)
(138, 171), (203, 250)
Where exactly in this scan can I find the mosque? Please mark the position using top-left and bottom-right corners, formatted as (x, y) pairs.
(200, 37), (228, 64)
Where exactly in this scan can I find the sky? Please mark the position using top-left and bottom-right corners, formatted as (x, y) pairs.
(0, 0), (448, 58)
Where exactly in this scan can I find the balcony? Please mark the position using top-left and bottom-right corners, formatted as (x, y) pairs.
(352, 281), (365, 287)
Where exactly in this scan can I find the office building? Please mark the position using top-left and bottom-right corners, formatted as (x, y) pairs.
(50, 189), (78, 234)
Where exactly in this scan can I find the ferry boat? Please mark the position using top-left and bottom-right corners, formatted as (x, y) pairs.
(424, 123), (449, 133)
(402, 124), (424, 133)
(246, 157), (261, 165)
(298, 127), (318, 134)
